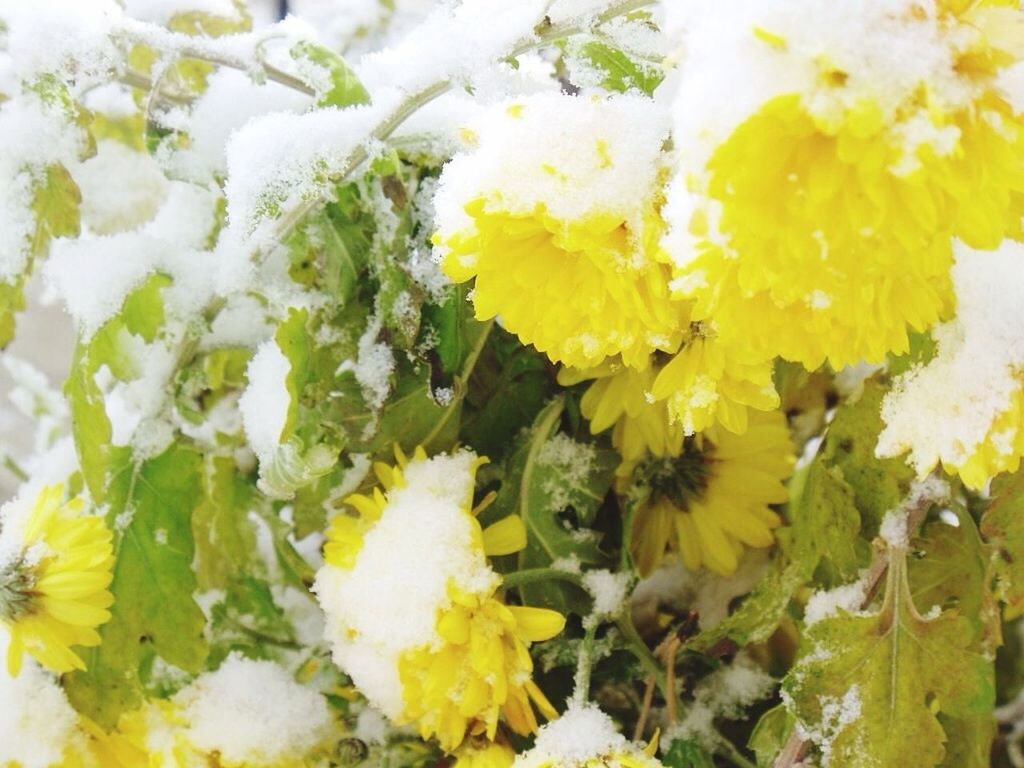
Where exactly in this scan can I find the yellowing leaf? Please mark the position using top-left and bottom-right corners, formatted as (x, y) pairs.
(783, 552), (994, 768)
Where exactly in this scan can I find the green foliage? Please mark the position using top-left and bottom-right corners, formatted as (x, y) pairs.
(783, 554), (994, 768)
(982, 473), (1024, 620)
(497, 398), (613, 613)
(662, 739), (715, 768)
(66, 445), (208, 727)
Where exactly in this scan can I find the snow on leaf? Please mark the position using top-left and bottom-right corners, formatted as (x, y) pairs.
(783, 552), (994, 768)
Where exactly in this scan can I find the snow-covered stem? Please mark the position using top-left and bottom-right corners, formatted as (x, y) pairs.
(112, 19), (316, 96)
(269, 0), (657, 248)
(572, 620), (599, 707)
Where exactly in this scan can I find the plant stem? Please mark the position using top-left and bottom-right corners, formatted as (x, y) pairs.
(573, 619), (599, 707)
(503, 566), (582, 590)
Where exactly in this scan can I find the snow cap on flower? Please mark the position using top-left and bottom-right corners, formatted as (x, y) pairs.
(878, 241), (1024, 489)
(661, 0), (1024, 370)
(512, 705), (663, 768)
(314, 446), (563, 752)
(0, 634), (99, 768)
(433, 92), (684, 370)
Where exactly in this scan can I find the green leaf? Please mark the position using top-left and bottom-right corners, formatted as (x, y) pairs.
(818, 380), (915, 537)
(685, 557), (800, 653)
(662, 738), (716, 768)
(275, 307), (313, 441)
(460, 326), (553, 460)
(207, 575), (299, 666)
(0, 163), (82, 347)
(289, 41), (371, 108)
(748, 705), (796, 768)
(572, 40), (663, 95)
(193, 455), (259, 590)
(937, 712), (995, 768)
(788, 461), (865, 584)
(66, 273), (171, 502)
(782, 553), (994, 768)
(504, 397), (604, 613)
(66, 445), (208, 727)
(981, 472), (1024, 620)
(909, 509), (1000, 652)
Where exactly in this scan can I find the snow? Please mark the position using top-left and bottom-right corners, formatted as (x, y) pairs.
(0, 641), (86, 768)
(168, 68), (313, 182)
(336, 315), (395, 410)
(582, 569), (631, 622)
(878, 243), (1024, 479)
(433, 92), (670, 240)
(73, 141), (169, 235)
(355, 706), (390, 746)
(125, 0), (244, 24)
(804, 579), (869, 626)
(354, 0), (549, 95)
(796, 684), (863, 767)
(0, 91), (88, 282)
(223, 103), (379, 241)
(0, 0), (120, 83)
(176, 654), (333, 766)
(663, 654), (774, 751)
(513, 704), (631, 768)
(239, 339), (292, 463)
(537, 433), (597, 512)
(313, 449), (498, 718)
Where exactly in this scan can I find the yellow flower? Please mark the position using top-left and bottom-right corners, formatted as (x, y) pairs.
(454, 740), (516, 768)
(0, 485), (114, 676)
(650, 333), (779, 436)
(317, 446), (565, 754)
(631, 411), (794, 576)
(562, 335), (778, 469)
(559, 361), (684, 466)
(433, 94), (685, 370)
(665, 1), (1024, 370)
(400, 585), (563, 752)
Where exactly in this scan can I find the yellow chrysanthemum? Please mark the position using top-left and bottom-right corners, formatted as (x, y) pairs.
(667, 0), (1024, 370)
(440, 204), (682, 370)
(317, 446), (564, 754)
(454, 739), (516, 768)
(433, 93), (685, 370)
(0, 485), (114, 676)
(631, 411), (794, 576)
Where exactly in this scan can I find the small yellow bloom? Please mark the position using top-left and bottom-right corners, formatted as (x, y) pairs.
(317, 446), (564, 754)
(0, 485), (114, 676)
(631, 411), (794, 576)
(559, 361), (684, 466)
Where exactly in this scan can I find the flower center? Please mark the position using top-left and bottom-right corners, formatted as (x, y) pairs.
(642, 438), (713, 510)
(0, 558), (35, 621)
